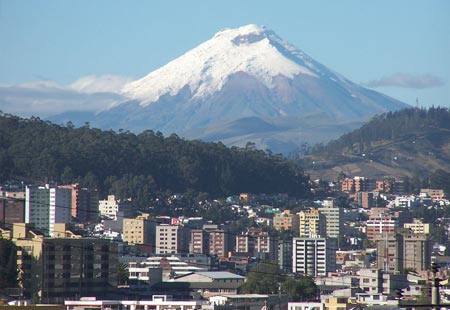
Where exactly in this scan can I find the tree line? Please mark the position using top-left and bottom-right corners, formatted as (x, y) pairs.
(0, 113), (309, 207)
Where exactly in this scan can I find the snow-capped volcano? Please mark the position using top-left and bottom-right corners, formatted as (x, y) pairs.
(122, 24), (319, 106)
(90, 24), (409, 153)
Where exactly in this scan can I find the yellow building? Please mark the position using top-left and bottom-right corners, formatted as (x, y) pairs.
(273, 210), (300, 233)
(404, 219), (432, 234)
(122, 213), (154, 245)
(324, 297), (350, 310)
(298, 209), (325, 237)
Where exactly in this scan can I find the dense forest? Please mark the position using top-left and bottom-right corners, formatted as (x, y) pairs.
(308, 107), (450, 155)
(0, 113), (309, 202)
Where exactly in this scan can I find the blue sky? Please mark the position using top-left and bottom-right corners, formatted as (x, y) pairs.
(0, 0), (449, 115)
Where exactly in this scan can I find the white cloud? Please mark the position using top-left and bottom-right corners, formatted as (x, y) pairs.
(0, 75), (134, 118)
(70, 74), (135, 94)
(366, 73), (444, 89)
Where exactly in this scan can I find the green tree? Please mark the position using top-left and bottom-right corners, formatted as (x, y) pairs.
(282, 277), (319, 301)
(240, 262), (283, 294)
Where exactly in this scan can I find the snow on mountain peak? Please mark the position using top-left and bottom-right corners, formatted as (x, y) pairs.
(122, 25), (321, 106)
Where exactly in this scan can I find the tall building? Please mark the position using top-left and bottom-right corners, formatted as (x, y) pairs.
(190, 229), (209, 254)
(155, 224), (189, 254)
(298, 209), (326, 238)
(208, 228), (229, 258)
(235, 228), (276, 260)
(13, 223), (117, 303)
(25, 185), (71, 237)
(401, 229), (431, 272)
(0, 197), (25, 225)
(292, 237), (336, 277)
(278, 239), (293, 273)
(374, 232), (403, 273)
(123, 213), (154, 246)
(366, 209), (397, 243)
(273, 210), (300, 233)
(59, 183), (99, 223)
(98, 195), (120, 220)
(318, 204), (343, 238)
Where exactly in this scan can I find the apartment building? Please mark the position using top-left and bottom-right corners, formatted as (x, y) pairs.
(298, 209), (326, 238)
(0, 197), (25, 225)
(404, 219), (432, 234)
(25, 185), (71, 237)
(235, 228), (276, 259)
(318, 204), (342, 238)
(292, 237), (336, 277)
(13, 223), (117, 303)
(59, 183), (99, 223)
(273, 210), (300, 233)
(122, 213), (154, 245)
(155, 224), (189, 254)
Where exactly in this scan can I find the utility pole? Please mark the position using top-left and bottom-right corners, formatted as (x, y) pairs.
(431, 262), (440, 310)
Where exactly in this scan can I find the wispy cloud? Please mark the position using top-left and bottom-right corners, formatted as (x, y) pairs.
(366, 73), (444, 89)
(70, 74), (135, 94)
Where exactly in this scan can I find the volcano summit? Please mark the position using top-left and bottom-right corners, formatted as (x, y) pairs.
(89, 24), (409, 153)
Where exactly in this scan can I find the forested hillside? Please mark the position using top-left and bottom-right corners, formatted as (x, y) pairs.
(0, 113), (309, 201)
(299, 107), (450, 181)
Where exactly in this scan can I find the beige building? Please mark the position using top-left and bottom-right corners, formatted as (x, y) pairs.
(155, 224), (189, 254)
(273, 210), (300, 233)
(322, 297), (350, 310)
(98, 195), (120, 219)
(12, 223), (118, 303)
(235, 228), (276, 259)
(318, 204), (343, 238)
(298, 209), (325, 238)
(404, 219), (432, 234)
(123, 213), (154, 245)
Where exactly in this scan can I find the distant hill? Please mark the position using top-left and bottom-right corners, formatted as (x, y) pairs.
(298, 107), (450, 180)
(0, 113), (309, 205)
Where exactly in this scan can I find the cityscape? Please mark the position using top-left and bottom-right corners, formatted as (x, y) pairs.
(1, 1), (449, 310)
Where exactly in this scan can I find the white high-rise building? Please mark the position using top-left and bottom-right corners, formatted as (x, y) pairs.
(25, 185), (71, 236)
(292, 237), (336, 277)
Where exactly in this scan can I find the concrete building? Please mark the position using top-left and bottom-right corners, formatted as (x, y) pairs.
(318, 204), (343, 238)
(0, 197), (25, 226)
(273, 210), (300, 233)
(374, 232), (403, 273)
(292, 237), (336, 277)
(420, 188), (445, 200)
(208, 228), (229, 258)
(366, 211), (397, 243)
(359, 268), (383, 294)
(401, 229), (431, 272)
(298, 209), (326, 238)
(155, 224), (189, 254)
(12, 223), (118, 303)
(278, 239), (293, 273)
(169, 271), (245, 298)
(404, 219), (432, 234)
(235, 228), (276, 260)
(58, 183), (99, 223)
(189, 229), (209, 254)
(25, 185), (71, 237)
(98, 195), (120, 220)
(122, 213), (154, 246)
